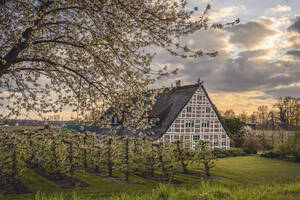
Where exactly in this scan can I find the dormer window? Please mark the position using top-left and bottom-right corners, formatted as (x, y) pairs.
(150, 118), (159, 127)
(110, 117), (118, 125)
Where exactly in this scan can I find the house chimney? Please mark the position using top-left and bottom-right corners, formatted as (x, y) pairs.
(175, 80), (181, 87)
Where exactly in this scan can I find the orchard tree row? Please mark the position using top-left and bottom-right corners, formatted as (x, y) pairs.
(0, 128), (215, 192)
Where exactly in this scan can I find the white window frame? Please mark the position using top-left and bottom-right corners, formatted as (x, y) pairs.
(186, 106), (192, 112)
(193, 135), (200, 141)
(222, 139), (226, 146)
(185, 120), (194, 128)
(214, 140), (219, 147)
(206, 107), (211, 113)
(111, 117), (118, 125)
(151, 118), (159, 127)
(201, 120), (210, 128)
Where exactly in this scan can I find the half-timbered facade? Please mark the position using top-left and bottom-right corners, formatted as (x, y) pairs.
(161, 85), (230, 149)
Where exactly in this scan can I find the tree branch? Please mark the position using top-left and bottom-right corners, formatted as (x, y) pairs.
(33, 39), (85, 48)
(14, 57), (103, 96)
(45, 6), (85, 15)
(0, 1), (54, 77)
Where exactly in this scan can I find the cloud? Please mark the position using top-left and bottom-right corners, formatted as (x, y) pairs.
(286, 17), (300, 49)
(269, 4), (291, 13)
(286, 50), (300, 58)
(151, 29), (231, 87)
(216, 51), (300, 92)
(227, 21), (277, 49)
(208, 5), (246, 23)
(200, 0), (211, 3)
(150, 14), (300, 113)
(288, 17), (300, 33)
(266, 85), (300, 98)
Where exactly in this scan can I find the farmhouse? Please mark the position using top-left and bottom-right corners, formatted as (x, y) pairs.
(90, 80), (230, 149)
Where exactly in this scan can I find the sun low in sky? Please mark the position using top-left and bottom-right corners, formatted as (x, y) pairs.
(153, 0), (300, 114)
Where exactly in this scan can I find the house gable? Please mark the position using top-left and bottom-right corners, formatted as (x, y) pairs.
(162, 85), (230, 149)
(89, 82), (230, 149)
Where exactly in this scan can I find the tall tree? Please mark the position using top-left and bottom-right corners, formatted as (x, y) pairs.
(274, 97), (300, 129)
(0, 1), (238, 122)
(222, 117), (246, 147)
(257, 105), (268, 129)
(238, 111), (248, 123)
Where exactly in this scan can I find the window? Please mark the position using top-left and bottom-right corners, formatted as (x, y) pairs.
(150, 118), (159, 127)
(206, 107), (211, 113)
(214, 140), (219, 147)
(193, 135), (200, 142)
(201, 120), (210, 128)
(197, 95), (202, 100)
(185, 120), (194, 128)
(186, 106), (192, 112)
(222, 140), (226, 146)
(110, 117), (118, 125)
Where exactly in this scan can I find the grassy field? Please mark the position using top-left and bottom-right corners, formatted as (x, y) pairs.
(2, 156), (300, 200)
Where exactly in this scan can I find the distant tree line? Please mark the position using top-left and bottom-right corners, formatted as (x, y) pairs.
(219, 96), (300, 161)
(222, 96), (300, 131)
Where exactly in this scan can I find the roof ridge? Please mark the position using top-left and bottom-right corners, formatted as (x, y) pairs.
(148, 83), (199, 92)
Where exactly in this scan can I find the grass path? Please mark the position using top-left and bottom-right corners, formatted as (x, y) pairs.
(2, 156), (300, 200)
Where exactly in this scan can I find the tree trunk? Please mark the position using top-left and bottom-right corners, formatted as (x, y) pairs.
(176, 141), (188, 174)
(204, 162), (210, 177)
(181, 157), (188, 174)
(150, 168), (154, 177)
(108, 161), (113, 177)
(95, 165), (100, 173)
(68, 142), (75, 185)
(95, 147), (101, 173)
(83, 134), (88, 170)
(12, 149), (17, 184)
(107, 138), (113, 177)
(125, 139), (129, 182)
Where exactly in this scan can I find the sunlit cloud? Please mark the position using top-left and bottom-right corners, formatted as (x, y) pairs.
(227, 20), (278, 50)
(268, 4), (291, 13)
(210, 91), (276, 114)
(208, 5), (246, 23)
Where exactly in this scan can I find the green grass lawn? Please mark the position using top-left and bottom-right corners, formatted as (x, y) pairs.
(2, 156), (300, 200)
(211, 156), (300, 185)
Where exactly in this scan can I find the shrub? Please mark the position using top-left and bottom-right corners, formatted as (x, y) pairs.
(261, 151), (280, 158)
(213, 148), (248, 158)
(242, 136), (262, 154)
(212, 148), (228, 158)
(274, 143), (290, 159)
(273, 130), (300, 162)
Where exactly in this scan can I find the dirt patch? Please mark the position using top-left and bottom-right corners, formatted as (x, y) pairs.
(34, 168), (89, 189)
(0, 181), (31, 194)
(134, 172), (183, 184)
(86, 168), (141, 184)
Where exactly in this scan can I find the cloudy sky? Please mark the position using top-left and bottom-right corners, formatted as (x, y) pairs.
(152, 0), (300, 114)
